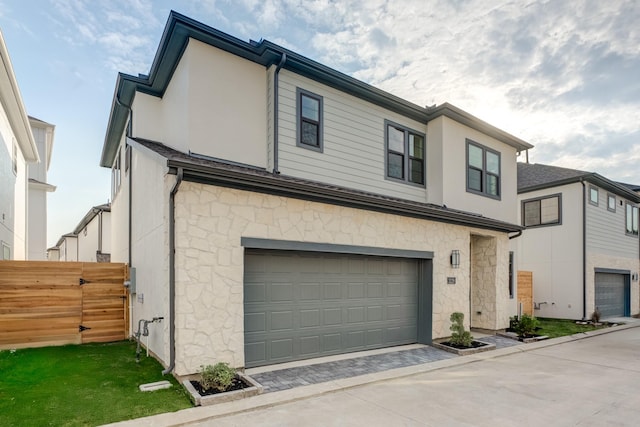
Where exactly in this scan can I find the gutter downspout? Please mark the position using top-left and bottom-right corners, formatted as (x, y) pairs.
(580, 179), (587, 320)
(508, 230), (522, 240)
(163, 167), (183, 376)
(272, 53), (287, 174)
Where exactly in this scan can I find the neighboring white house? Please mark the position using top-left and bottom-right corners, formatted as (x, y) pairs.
(49, 204), (111, 262)
(100, 12), (532, 375)
(515, 163), (640, 320)
(0, 29), (39, 260)
(27, 116), (56, 260)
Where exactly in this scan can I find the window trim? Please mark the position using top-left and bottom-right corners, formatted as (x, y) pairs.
(625, 203), (639, 236)
(111, 147), (122, 200)
(465, 139), (501, 200)
(521, 193), (562, 228)
(12, 138), (17, 176)
(607, 193), (616, 213)
(589, 185), (599, 206)
(384, 119), (426, 187)
(1, 241), (10, 260)
(508, 251), (514, 299)
(296, 88), (323, 153)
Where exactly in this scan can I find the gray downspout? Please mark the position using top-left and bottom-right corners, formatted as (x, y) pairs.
(580, 179), (587, 320)
(273, 53), (287, 174)
(163, 167), (183, 376)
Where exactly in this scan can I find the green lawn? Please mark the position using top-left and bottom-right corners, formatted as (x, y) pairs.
(0, 341), (192, 426)
(536, 317), (613, 338)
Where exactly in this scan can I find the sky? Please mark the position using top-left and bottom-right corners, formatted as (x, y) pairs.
(1, 0), (639, 247)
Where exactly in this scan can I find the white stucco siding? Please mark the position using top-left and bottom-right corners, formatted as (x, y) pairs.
(276, 70), (428, 203)
(27, 187), (46, 260)
(128, 141), (171, 364)
(101, 211), (111, 254)
(439, 117), (519, 224)
(110, 138), (128, 264)
(516, 184), (585, 319)
(172, 181), (510, 375)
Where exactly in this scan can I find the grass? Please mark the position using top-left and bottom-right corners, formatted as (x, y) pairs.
(0, 341), (192, 426)
(535, 317), (613, 338)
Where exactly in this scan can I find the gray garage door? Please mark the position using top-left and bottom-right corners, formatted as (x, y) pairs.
(595, 273), (627, 318)
(244, 250), (419, 368)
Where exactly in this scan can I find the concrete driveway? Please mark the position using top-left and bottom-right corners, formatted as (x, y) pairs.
(107, 323), (640, 426)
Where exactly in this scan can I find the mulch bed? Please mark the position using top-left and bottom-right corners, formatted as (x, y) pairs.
(189, 377), (251, 397)
(439, 340), (489, 350)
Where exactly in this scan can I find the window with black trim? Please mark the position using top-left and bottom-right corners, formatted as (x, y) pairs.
(297, 88), (323, 152)
(385, 120), (425, 185)
(508, 251), (514, 299)
(466, 140), (500, 198)
(589, 186), (598, 206)
(626, 203), (638, 236)
(522, 194), (561, 227)
(607, 194), (616, 212)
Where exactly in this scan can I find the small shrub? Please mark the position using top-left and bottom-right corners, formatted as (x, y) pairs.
(449, 312), (473, 347)
(514, 314), (539, 338)
(199, 362), (236, 392)
(591, 307), (601, 324)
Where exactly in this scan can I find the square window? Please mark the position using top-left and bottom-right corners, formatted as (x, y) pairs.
(466, 140), (501, 199)
(384, 120), (425, 186)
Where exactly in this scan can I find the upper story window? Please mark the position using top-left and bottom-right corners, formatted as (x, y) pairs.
(384, 120), (425, 186)
(522, 194), (561, 227)
(589, 186), (598, 206)
(111, 147), (121, 200)
(626, 203), (638, 236)
(466, 140), (500, 199)
(607, 194), (616, 212)
(297, 88), (323, 152)
(12, 138), (17, 175)
(1, 241), (10, 260)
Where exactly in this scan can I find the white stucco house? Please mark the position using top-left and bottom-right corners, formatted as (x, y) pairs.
(100, 12), (533, 375)
(28, 116), (56, 260)
(515, 163), (640, 320)
(0, 29), (39, 260)
(48, 203), (111, 262)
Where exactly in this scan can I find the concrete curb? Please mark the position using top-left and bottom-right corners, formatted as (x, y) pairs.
(102, 321), (640, 427)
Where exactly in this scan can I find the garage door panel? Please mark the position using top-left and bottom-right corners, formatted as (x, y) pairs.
(244, 250), (420, 367)
(595, 273), (627, 318)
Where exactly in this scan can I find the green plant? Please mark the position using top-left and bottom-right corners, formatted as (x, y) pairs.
(514, 313), (539, 337)
(591, 307), (601, 323)
(199, 362), (237, 392)
(449, 312), (473, 347)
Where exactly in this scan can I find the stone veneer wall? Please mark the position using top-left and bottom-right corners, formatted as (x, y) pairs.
(172, 182), (509, 375)
(586, 253), (640, 318)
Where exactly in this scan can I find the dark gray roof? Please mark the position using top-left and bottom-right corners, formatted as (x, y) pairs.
(618, 182), (640, 192)
(131, 137), (524, 233)
(518, 162), (640, 202)
(100, 11), (532, 168)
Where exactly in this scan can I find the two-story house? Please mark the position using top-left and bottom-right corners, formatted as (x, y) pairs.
(516, 162), (640, 320)
(28, 116), (56, 260)
(100, 12), (532, 376)
(0, 30), (39, 260)
(47, 203), (111, 262)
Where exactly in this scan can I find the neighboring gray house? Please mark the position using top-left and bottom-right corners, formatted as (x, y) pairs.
(515, 163), (640, 320)
(100, 12), (532, 375)
(48, 204), (111, 262)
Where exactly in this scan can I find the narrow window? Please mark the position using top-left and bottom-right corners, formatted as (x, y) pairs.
(1, 241), (10, 260)
(626, 203), (639, 236)
(125, 144), (131, 174)
(522, 194), (561, 227)
(12, 139), (17, 175)
(607, 194), (616, 212)
(589, 186), (598, 206)
(508, 251), (514, 299)
(466, 140), (501, 198)
(297, 88), (323, 152)
(384, 120), (425, 185)
(111, 148), (121, 200)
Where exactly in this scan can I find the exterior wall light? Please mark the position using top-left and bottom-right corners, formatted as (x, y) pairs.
(450, 250), (460, 268)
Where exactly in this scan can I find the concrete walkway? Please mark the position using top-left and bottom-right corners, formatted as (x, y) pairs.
(105, 319), (640, 426)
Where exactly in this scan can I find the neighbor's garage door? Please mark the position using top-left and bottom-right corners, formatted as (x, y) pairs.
(595, 273), (627, 318)
(244, 250), (419, 368)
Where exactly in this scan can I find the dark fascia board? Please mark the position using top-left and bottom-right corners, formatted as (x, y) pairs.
(519, 173), (640, 203)
(427, 103), (533, 151)
(101, 10), (533, 168)
(165, 159), (523, 233)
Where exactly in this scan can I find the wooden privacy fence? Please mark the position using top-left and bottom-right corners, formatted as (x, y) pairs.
(0, 261), (129, 349)
(517, 271), (534, 316)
